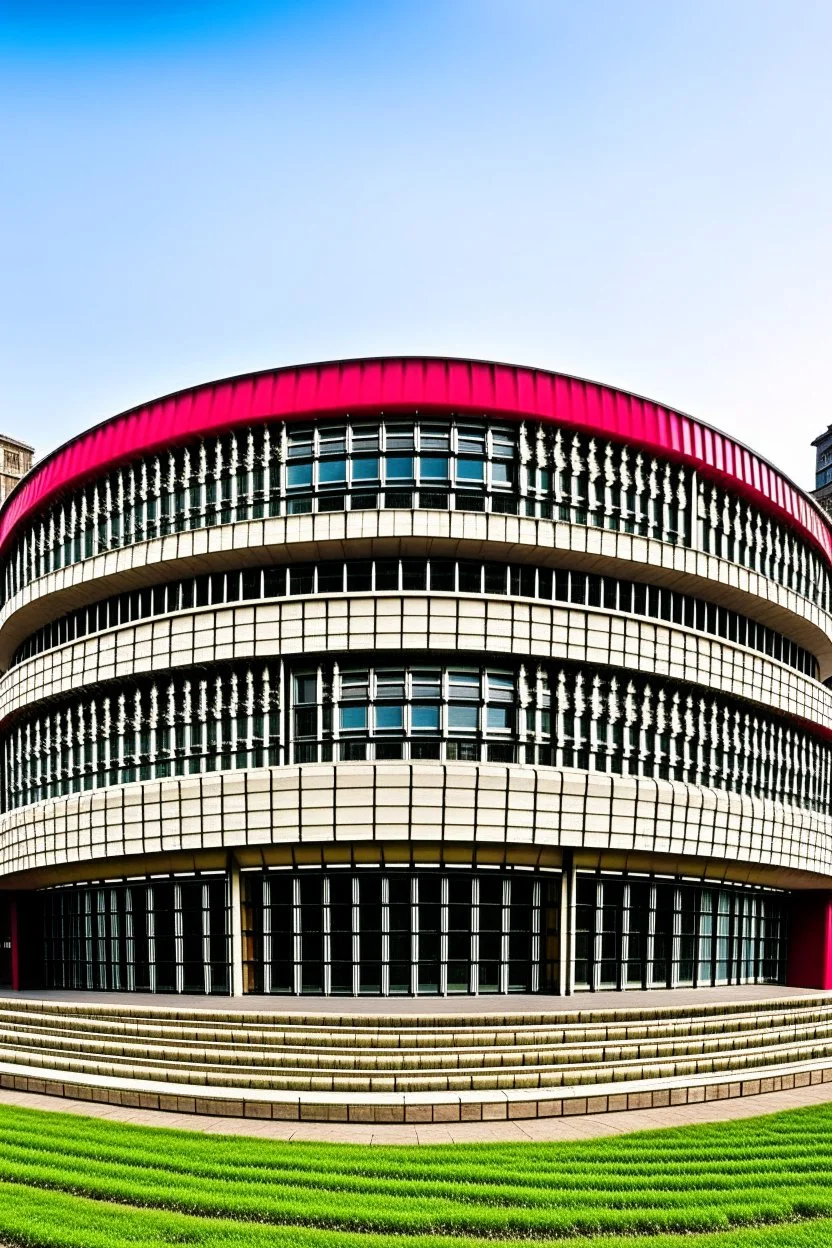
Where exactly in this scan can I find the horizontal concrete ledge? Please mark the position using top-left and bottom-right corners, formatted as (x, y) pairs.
(3, 1056), (832, 1124)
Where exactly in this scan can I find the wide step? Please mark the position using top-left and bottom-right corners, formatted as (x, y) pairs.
(2, 992), (832, 1120)
(0, 1015), (831, 1075)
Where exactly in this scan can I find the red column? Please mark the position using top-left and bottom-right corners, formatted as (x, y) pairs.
(787, 892), (832, 989)
(9, 897), (18, 991)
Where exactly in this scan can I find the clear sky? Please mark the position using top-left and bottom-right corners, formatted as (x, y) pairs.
(1, 1), (830, 489)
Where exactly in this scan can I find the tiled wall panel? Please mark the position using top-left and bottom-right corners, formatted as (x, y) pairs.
(1, 763), (830, 881)
(2, 596), (829, 733)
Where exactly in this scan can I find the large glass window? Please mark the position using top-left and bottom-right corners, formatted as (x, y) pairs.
(41, 873), (229, 994)
(574, 873), (786, 990)
(241, 869), (559, 996)
(281, 417), (514, 518)
(290, 662), (523, 766)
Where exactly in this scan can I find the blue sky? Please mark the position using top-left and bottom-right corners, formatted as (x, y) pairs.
(1, 1), (830, 487)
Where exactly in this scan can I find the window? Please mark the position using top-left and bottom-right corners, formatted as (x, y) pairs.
(251, 661), (522, 770)
(341, 706), (367, 732)
(386, 424), (414, 450)
(487, 673), (514, 702)
(458, 426), (486, 454)
(352, 457), (379, 482)
(487, 706), (512, 731)
(287, 430), (313, 458)
(457, 458), (484, 482)
(412, 670), (441, 698)
(375, 705), (403, 731)
(43, 875), (229, 995)
(352, 425), (379, 452)
(319, 459), (346, 484)
(289, 567), (314, 595)
(294, 708), (317, 737)
(376, 671), (405, 699)
(574, 873), (785, 991)
(421, 426), (449, 450)
(491, 431), (515, 458)
(341, 670), (368, 699)
(385, 456), (413, 481)
(287, 463), (312, 489)
(412, 705), (440, 731)
(319, 428), (346, 455)
(242, 870), (554, 996)
(420, 456), (449, 480)
(449, 671), (480, 699)
(449, 704), (478, 731)
(294, 676), (317, 704)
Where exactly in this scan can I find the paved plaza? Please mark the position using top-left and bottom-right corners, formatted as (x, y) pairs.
(0, 1073), (829, 1144)
(10, 982), (823, 1014)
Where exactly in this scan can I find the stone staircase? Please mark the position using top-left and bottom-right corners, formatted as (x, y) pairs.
(1, 993), (832, 1123)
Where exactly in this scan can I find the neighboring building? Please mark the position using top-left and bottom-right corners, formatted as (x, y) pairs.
(0, 356), (831, 998)
(812, 425), (832, 517)
(0, 436), (33, 506)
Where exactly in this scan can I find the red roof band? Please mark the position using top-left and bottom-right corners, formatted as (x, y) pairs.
(1, 356), (830, 566)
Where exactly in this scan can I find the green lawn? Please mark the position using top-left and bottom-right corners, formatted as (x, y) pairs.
(0, 1100), (831, 1245)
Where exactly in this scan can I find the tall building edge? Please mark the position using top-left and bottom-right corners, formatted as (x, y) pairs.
(0, 355), (831, 999)
(0, 436), (34, 508)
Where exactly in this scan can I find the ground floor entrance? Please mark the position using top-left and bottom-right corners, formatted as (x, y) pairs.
(11, 867), (790, 996)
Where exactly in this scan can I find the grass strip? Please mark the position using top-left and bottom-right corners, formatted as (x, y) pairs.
(0, 1100), (831, 1241)
(3, 1182), (832, 1248)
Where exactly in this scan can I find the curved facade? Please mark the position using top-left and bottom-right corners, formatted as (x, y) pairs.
(1, 356), (830, 998)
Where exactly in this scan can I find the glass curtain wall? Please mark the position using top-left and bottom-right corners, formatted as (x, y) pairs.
(34, 868), (789, 996)
(42, 874), (229, 994)
(574, 874), (786, 990)
(241, 870), (560, 996)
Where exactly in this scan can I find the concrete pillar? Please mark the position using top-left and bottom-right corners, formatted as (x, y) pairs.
(229, 859), (244, 997)
(560, 850), (576, 995)
(9, 897), (18, 992)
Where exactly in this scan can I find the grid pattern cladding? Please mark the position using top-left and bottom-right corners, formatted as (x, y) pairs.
(1, 360), (831, 999)
(10, 559), (818, 679)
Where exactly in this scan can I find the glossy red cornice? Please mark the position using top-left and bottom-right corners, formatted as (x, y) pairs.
(2, 355), (830, 564)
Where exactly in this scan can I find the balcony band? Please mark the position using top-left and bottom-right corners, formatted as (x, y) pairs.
(4, 656), (831, 816)
(3, 417), (828, 610)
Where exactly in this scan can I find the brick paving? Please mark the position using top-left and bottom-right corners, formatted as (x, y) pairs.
(2, 1076), (832, 1144)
